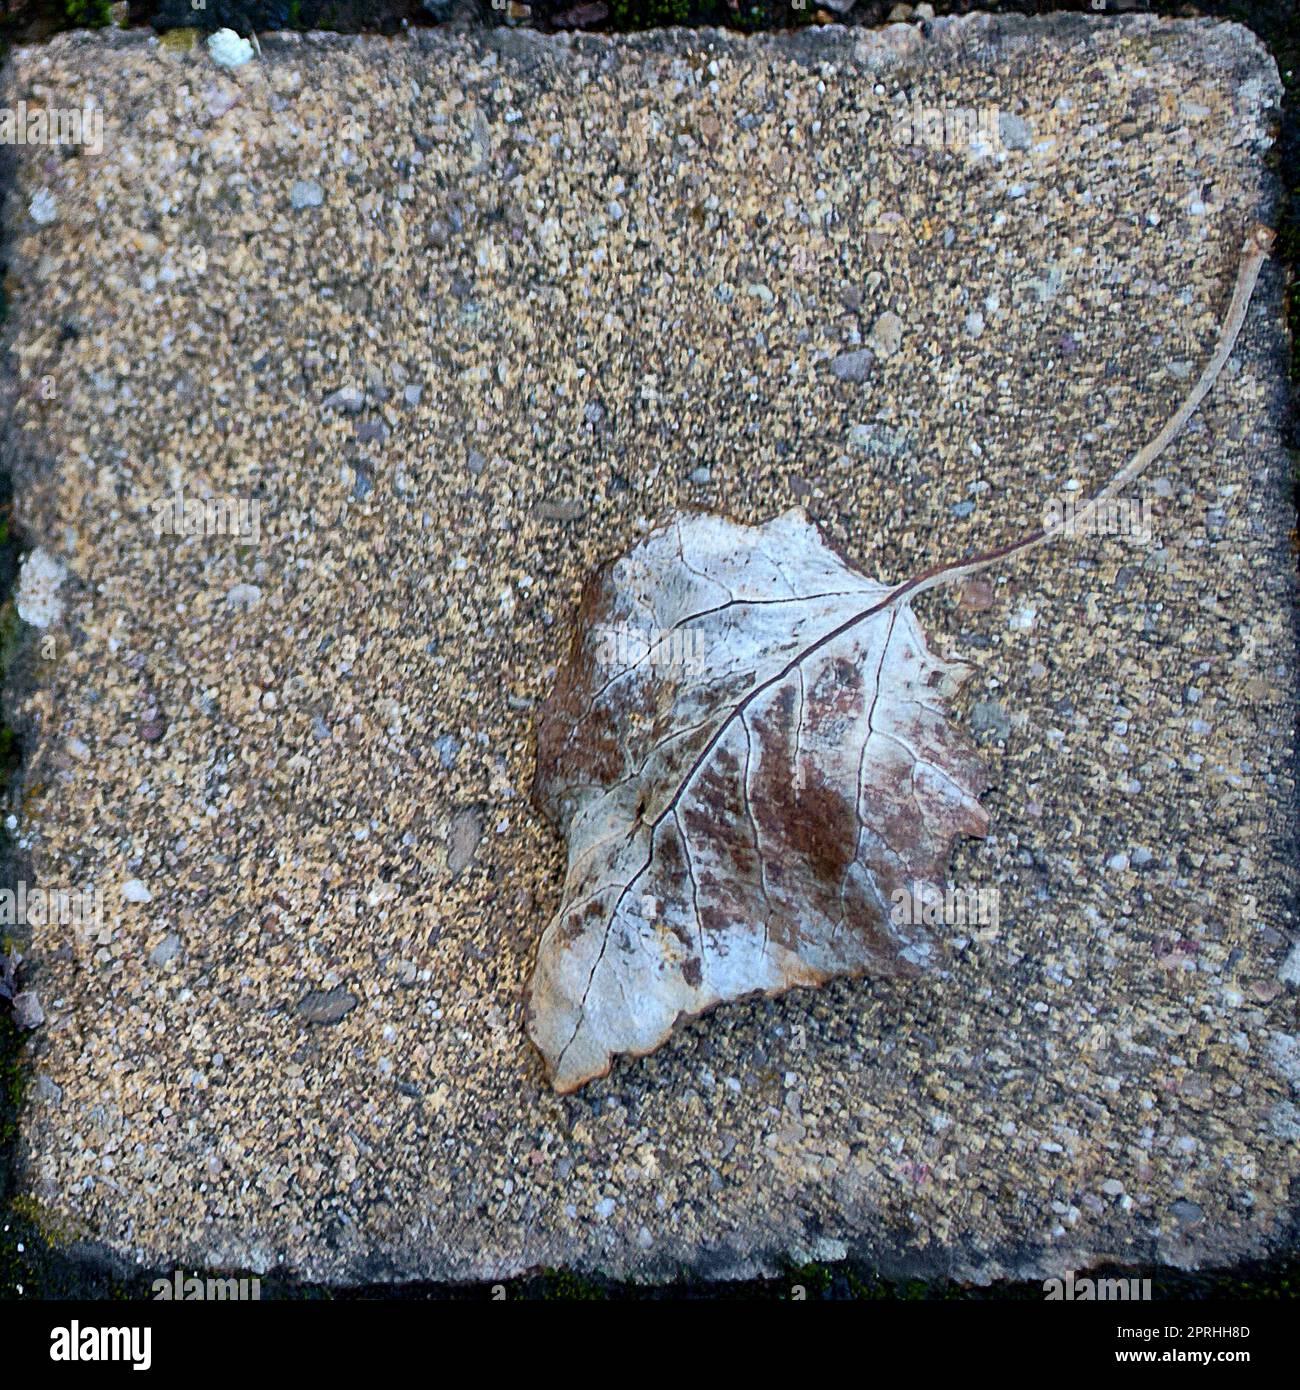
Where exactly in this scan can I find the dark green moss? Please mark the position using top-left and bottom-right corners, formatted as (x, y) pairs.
(785, 1260), (834, 1298)
(540, 1267), (608, 1299)
(0, 1016), (24, 1152)
(609, 0), (688, 30)
(63, 0), (113, 27)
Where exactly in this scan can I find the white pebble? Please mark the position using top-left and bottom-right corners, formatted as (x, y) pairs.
(225, 583), (263, 610)
(207, 29), (255, 70)
(122, 878), (152, 904)
(16, 548), (66, 628)
(28, 189), (58, 225)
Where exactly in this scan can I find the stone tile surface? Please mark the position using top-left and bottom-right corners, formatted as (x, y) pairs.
(1, 15), (1294, 1281)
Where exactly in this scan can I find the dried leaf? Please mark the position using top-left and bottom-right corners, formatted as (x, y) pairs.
(527, 510), (989, 1093)
(524, 224), (1275, 1094)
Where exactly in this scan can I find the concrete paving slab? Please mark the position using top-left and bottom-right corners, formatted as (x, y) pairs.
(0, 14), (1295, 1283)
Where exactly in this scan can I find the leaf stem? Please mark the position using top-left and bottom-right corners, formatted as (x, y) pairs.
(887, 223), (1276, 609)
